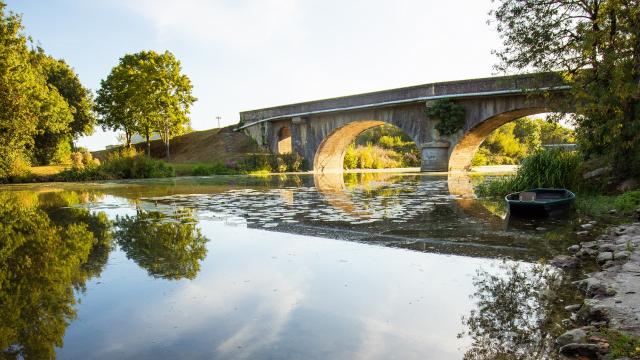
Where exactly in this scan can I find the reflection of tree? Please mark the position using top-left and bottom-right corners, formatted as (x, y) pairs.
(40, 192), (114, 286)
(115, 208), (208, 280)
(0, 193), (96, 359)
(460, 262), (564, 360)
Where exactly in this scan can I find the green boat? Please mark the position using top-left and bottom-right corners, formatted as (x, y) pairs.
(505, 188), (575, 218)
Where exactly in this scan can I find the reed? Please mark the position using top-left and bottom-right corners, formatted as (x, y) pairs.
(476, 149), (581, 197)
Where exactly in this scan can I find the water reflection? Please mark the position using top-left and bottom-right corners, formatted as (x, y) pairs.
(0, 191), (111, 359)
(460, 262), (567, 360)
(115, 208), (208, 280)
(0, 173), (582, 359)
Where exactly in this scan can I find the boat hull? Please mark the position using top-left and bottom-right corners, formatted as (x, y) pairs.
(506, 189), (575, 218)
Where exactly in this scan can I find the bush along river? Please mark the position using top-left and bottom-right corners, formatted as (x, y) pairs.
(0, 172), (635, 359)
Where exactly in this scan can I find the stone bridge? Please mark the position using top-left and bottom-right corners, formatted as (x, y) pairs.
(237, 73), (570, 172)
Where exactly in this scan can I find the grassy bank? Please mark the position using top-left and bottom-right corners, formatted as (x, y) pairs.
(474, 149), (640, 220)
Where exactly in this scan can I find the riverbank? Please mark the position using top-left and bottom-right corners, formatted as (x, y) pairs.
(552, 221), (640, 359)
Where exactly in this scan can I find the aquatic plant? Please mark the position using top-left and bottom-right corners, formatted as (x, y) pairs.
(476, 149), (581, 197)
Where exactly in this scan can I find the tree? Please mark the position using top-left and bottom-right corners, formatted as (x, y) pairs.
(31, 51), (96, 165)
(143, 51), (196, 160)
(492, 0), (640, 179)
(0, 3), (73, 177)
(95, 50), (196, 157)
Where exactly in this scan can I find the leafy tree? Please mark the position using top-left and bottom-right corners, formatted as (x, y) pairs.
(143, 51), (196, 160)
(115, 208), (208, 280)
(492, 0), (640, 178)
(96, 50), (196, 158)
(539, 121), (575, 145)
(472, 117), (574, 166)
(513, 118), (541, 153)
(0, 3), (73, 178)
(31, 51), (96, 165)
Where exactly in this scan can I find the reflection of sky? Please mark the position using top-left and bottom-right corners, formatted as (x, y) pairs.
(60, 215), (502, 360)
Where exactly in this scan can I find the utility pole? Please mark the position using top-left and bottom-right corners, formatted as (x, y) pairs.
(216, 116), (221, 129)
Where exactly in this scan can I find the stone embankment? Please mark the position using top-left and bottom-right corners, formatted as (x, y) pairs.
(551, 222), (640, 360)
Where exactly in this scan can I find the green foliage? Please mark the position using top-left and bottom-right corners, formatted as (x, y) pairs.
(476, 149), (581, 197)
(0, 3), (95, 178)
(492, 0), (640, 179)
(49, 137), (73, 165)
(30, 52), (96, 165)
(0, 4), (76, 178)
(56, 148), (174, 181)
(191, 163), (237, 176)
(426, 100), (466, 136)
(603, 330), (640, 358)
(348, 124), (421, 169)
(115, 208), (208, 280)
(471, 117), (575, 166)
(575, 190), (640, 218)
(343, 144), (410, 169)
(239, 153), (305, 173)
(96, 50), (196, 159)
(538, 120), (575, 145)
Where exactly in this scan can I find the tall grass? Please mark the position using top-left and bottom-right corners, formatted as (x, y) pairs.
(475, 149), (581, 197)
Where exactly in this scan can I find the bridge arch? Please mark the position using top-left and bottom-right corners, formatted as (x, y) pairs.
(312, 120), (423, 173)
(276, 126), (292, 154)
(314, 120), (385, 172)
(448, 107), (550, 172)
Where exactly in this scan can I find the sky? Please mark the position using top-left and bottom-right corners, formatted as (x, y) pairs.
(6, 0), (503, 151)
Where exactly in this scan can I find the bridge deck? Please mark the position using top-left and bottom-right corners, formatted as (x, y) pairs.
(238, 73), (566, 128)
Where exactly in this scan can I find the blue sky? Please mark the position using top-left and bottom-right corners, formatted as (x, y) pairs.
(7, 0), (501, 150)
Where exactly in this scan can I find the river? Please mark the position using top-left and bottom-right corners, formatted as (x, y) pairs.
(0, 172), (582, 359)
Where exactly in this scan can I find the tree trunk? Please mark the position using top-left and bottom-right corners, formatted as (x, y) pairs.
(146, 131), (151, 157)
(165, 127), (170, 161)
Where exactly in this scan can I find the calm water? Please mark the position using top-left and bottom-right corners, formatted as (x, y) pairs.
(0, 172), (582, 359)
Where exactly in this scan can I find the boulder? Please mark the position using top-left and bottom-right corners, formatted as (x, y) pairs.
(556, 328), (587, 347)
(550, 255), (580, 269)
(596, 252), (614, 265)
(558, 343), (600, 358)
(598, 243), (617, 252)
(567, 244), (581, 253)
(613, 251), (631, 261)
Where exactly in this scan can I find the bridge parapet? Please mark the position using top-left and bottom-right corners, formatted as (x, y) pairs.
(238, 73), (566, 127)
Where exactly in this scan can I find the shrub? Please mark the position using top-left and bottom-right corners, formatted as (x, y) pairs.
(51, 141), (72, 165)
(101, 150), (174, 179)
(343, 144), (404, 169)
(56, 148), (174, 181)
(426, 100), (466, 136)
(475, 149), (581, 197)
(239, 153), (305, 173)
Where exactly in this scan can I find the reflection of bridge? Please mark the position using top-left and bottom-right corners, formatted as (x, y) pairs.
(238, 73), (570, 172)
